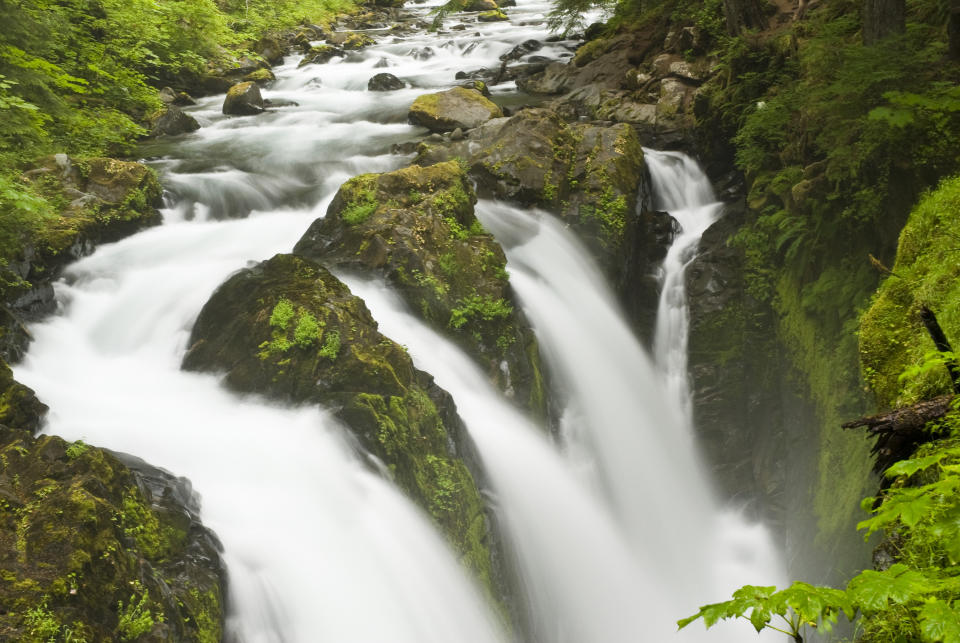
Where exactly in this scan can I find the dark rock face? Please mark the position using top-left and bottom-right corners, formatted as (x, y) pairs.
(148, 105), (200, 137)
(256, 35), (285, 65)
(685, 204), (787, 522)
(293, 161), (548, 417)
(181, 253), (503, 600)
(500, 39), (542, 62)
(408, 87), (504, 133)
(222, 81), (264, 116)
(368, 72), (405, 91)
(620, 209), (677, 347)
(0, 430), (226, 642)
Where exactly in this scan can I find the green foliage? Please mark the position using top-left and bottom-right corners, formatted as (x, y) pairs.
(860, 175), (960, 407)
(449, 294), (513, 329)
(683, 408), (960, 643)
(24, 599), (61, 642)
(293, 311), (321, 348)
(270, 298), (296, 330)
(318, 330), (340, 361)
(116, 584), (158, 641)
(64, 440), (89, 460)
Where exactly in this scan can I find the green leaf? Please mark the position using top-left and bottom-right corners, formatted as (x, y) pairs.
(920, 600), (960, 643)
(847, 565), (928, 611)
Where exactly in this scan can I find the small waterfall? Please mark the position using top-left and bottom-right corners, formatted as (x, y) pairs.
(645, 148), (724, 426)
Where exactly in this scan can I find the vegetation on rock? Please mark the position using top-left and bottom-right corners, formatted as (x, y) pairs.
(294, 161), (548, 417)
(181, 253), (504, 601)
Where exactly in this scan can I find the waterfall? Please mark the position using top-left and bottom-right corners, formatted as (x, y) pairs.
(646, 148), (725, 426)
(12, 1), (785, 641)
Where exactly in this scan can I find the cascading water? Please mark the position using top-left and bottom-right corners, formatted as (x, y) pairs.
(646, 149), (725, 426)
(13, 0), (786, 640)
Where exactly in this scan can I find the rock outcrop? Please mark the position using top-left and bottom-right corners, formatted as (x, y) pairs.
(0, 429), (226, 643)
(293, 161), (548, 416)
(181, 253), (504, 598)
(368, 72), (405, 91)
(147, 105), (200, 137)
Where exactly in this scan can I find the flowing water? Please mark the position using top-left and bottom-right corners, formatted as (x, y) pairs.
(15, 0), (785, 640)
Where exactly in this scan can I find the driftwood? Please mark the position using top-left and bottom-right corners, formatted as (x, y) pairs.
(843, 394), (954, 474)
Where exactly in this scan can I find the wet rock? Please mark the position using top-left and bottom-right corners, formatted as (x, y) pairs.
(0, 358), (47, 433)
(147, 105), (200, 137)
(243, 67), (276, 85)
(256, 35), (285, 65)
(516, 62), (571, 94)
(298, 44), (345, 67)
(500, 39), (542, 62)
(374, 56), (393, 68)
(343, 32), (376, 50)
(498, 0), (516, 6)
(620, 210), (677, 346)
(182, 253), (506, 602)
(459, 79), (491, 97)
(464, 0), (498, 10)
(368, 72), (406, 91)
(293, 161), (547, 416)
(263, 98), (300, 108)
(408, 86), (503, 133)
(410, 46), (436, 60)
(0, 431), (226, 642)
(222, 81), (264, 116)
(414, 108), (647, 282)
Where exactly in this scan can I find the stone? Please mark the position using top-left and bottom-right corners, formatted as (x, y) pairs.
(243, 67), (276, 85)
(368, 72), (406, 91)
(256, 36), (285, 65)
(515, 62), (571, 94)
(343, 32), (376, 50)
(459, 79), (491, 97)
(222, 81), (264, 116)
(500, 39), (542, 62)
(408, 86), (503, 133)
(298, 44), (345, 67)
(464, 0), (498, 10)
(292, 161), (547, 416)
(148, 105), (200, 137)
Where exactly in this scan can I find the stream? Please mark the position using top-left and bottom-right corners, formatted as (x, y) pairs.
(15, 0), (786, 640)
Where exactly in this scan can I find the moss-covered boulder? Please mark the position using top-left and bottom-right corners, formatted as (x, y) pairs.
(464, 0), (498, 10)
(408, 87), (503, 133)
(146, 105), (200, 138)
(0, 361), (47, 435)
(182, 253), (502, 598)
(3, 155), (162, 316)
(222, 81), (264, 116)
(0, 430), (225, 642)
(342, 32), (376, 50)
(293, 161), (547, 416)
(242, 67), (276, 86)
(415, 108), (646, 268)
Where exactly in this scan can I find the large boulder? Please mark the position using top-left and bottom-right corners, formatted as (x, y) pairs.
(222, 81), (264, 116)
(293, 161), (547, 416)
(415, 108), (646, 265)
(464, 0), (498, 10)
(408, 87), (503, 133)
(147, 105), (200, 137)
(368, 72), (405, 91)
(182, 253), (503, 598)
(0, 360), (47, 433)
(0, 430), (226, 642)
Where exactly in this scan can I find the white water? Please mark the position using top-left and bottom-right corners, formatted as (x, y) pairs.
(13, 1), (785, 640)
(646, 149), (725, 425)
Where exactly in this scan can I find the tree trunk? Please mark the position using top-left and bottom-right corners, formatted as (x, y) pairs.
(949, 0), (960, 60)
(862, 0), (905, 45)
(723, 0), (769, 35)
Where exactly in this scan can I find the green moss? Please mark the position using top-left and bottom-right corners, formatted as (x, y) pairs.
(860, 175), (960, 408)
(339, 174), (380, 225)
(449, 293), (513, 329)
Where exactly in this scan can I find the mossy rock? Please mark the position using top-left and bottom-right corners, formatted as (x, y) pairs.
(297, 44), (345, 67)
(242, 67), (276, 86)
(293, 161), (547, 417)
(415, 108), (646, 268)
(0, 360), (47, 434)
(464, 0), (498, 10)
(408, 87), (503, 133)
(181, 254), (503, 598)
(222, 81), (264, 116)
(0, 431), (225, 642)
(342, 32), (376, 50)
(5, 156), (162, 314)
(477, 10), (508, 21)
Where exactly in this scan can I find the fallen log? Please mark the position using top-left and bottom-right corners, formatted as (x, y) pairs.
(843, 394), (954, 474)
